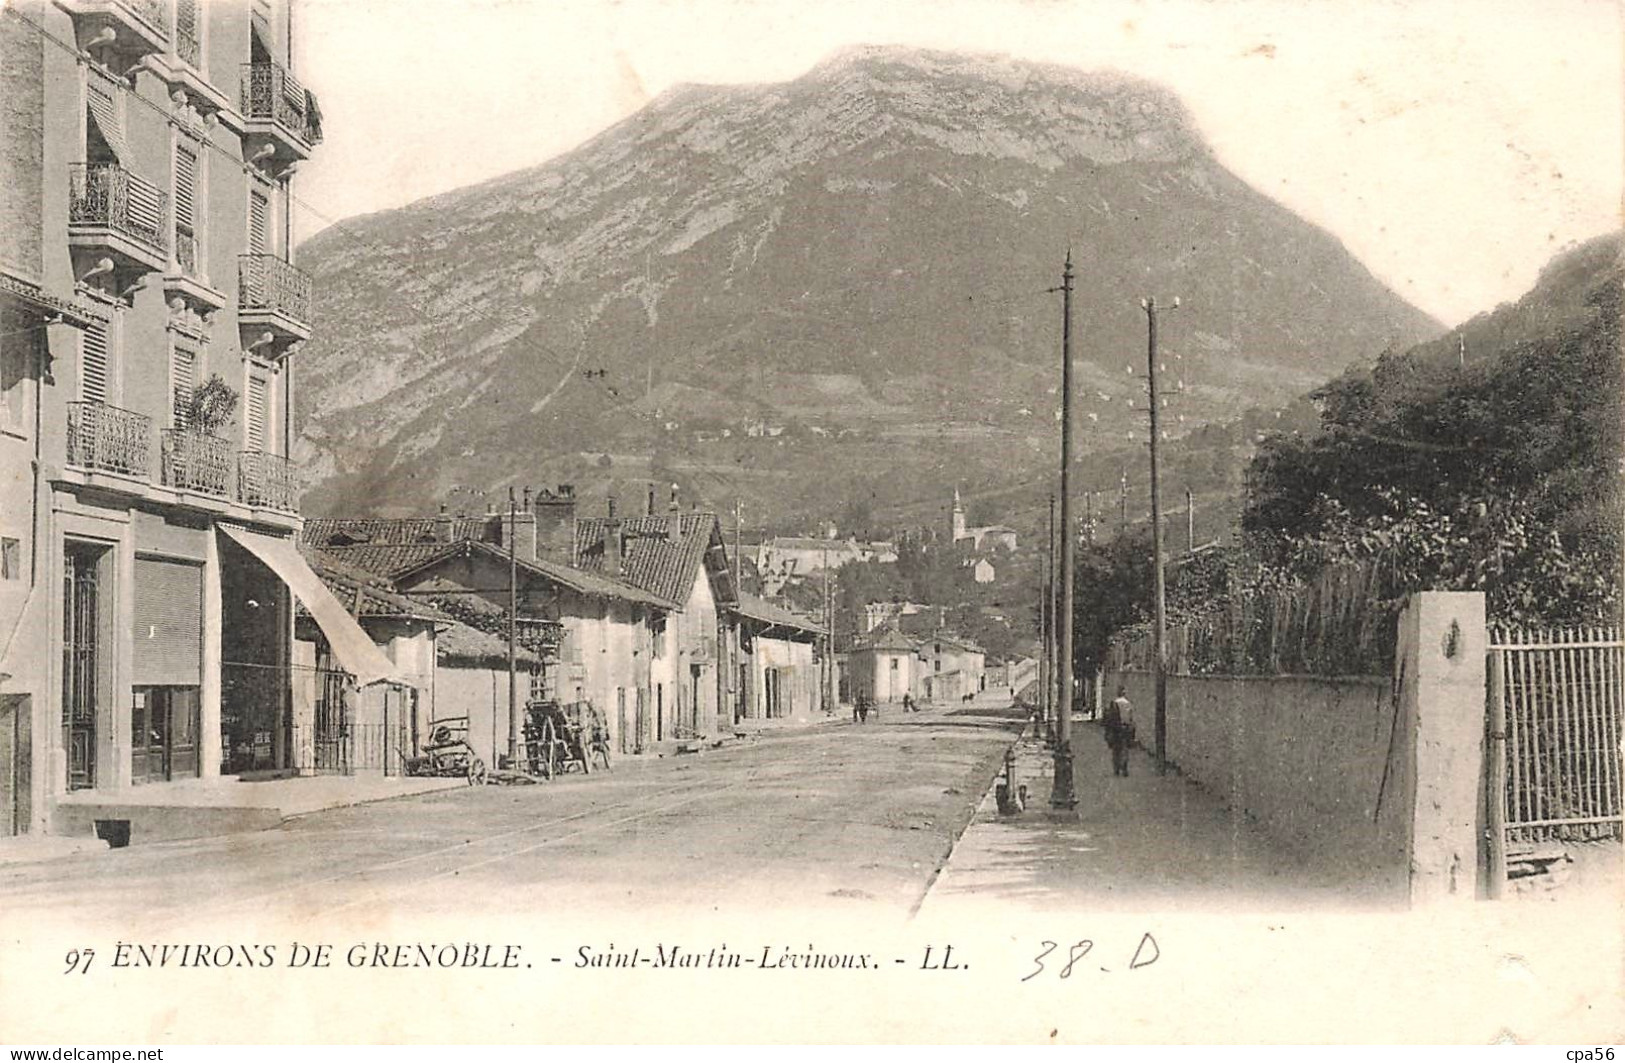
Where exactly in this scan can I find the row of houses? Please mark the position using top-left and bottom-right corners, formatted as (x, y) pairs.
(299, 490), (830, 771)
(845, 625), (987, 706)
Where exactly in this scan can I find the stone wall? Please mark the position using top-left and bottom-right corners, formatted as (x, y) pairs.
(1107, 591), (1486, 904)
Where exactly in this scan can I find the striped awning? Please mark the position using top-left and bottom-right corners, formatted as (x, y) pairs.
(219, 525), (404, 687)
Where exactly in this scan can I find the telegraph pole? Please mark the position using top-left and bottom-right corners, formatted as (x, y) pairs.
(507, 487), (520, 768)
(1186, 487), (1195, 552)
(1051, 252), (1078, 810)
(1140, 296), (1178, 775)
(1042, 493), (1055, 742)
(1119, 467), (1128, 535)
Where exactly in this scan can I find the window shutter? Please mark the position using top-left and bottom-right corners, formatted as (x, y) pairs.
(246, 374), (268, 451)
(85, 76), (126, 163)
(81, 320), (108, 404)
(132, 558), (203, 686)
(174, 144), (197, 232)
(248, 191), (269, 254)
(171, 346), (196, 427)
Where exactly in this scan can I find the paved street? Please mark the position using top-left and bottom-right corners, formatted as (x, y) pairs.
(0, 700), (1026, 924)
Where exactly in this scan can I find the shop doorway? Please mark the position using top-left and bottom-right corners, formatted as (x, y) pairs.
(131, 687), (200, 784)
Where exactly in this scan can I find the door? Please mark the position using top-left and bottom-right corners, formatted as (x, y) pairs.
(635, 687), (648, 754)
(616, 688), (628, 755)
(0, 695), (23, 836)
(655, 684), (664, 742)
(132, 688), (201, 784)
(62, 545), (102, 790)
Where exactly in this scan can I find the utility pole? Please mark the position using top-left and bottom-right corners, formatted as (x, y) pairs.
(822, 544), (835, 714)
(1051, 252), (1078, 810)
(1140, 295), (1178, 775)
(1119, 467), (1128, 535)
(507, 487), (520, 769)
(1186, 487), (1195, 552)
(733, 499), (743, 724)
(1042, 493), (1055, 742)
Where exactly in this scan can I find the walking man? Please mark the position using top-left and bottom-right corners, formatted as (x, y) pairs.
(1102, 685), (1136, 777)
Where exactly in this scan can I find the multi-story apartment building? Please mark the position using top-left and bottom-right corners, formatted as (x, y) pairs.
(0, 0), (338, 836)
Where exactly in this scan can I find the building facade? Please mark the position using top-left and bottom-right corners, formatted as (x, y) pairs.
(1, 0), (332, 835)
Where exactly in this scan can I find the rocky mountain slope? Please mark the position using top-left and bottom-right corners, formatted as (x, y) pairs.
(292, 46), (1441, 527)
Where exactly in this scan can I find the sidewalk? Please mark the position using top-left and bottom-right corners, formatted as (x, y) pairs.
(920, 719), (1384, 914)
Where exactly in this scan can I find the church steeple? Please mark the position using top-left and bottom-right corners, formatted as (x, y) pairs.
(951, 487), (966, 542)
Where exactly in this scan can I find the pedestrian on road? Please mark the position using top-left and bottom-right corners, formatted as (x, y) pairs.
(902, 693), (914, 713)
(1102, 686), (1136, 777)
(857, 696), (870, 725)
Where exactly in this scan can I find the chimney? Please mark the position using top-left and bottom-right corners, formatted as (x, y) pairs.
(532, 484), (576, 561)
(647, 485), (657, 516)
(667, 483), (682, 543)
(602, 494), (623, 577)
(435, 503), (454, 543)
(510, 486), (537, 560)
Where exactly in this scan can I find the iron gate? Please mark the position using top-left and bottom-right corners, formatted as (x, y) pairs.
(1489, 627), (1624, 842)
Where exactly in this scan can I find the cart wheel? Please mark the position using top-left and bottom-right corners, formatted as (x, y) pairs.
(467, 757), (487, 786)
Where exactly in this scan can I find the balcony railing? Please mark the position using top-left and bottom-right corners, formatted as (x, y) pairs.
(162, 427), (232, 497)
(175, 229), (198, 277)
(176, 27), (200, 68)
(238, 254), (311, 324)
(238, 450), (297, 512)
(69, 163), (170, 259)
(66, 401), (152, 478)
(240, 62), (321, 145)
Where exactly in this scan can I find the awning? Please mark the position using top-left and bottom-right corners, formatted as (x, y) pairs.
(219, 525), (402, 686)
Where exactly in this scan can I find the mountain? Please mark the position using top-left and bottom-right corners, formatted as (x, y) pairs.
(292, 46), (1441, 529)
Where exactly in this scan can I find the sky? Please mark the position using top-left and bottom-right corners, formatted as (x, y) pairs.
(294, 0), (1622, 327)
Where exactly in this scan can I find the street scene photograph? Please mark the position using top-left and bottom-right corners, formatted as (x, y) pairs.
(0, 0), (1620, 1045)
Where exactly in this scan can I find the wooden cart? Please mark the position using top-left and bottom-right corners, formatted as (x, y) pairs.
(522, 699), (612, 779)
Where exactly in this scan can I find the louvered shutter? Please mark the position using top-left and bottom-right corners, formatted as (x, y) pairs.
(246, 374), (268, 451)
(248, 191), (268, 254)
(81, 320), (108, 404)
(171, 346), (196, 427)
(85, 77), (126, 163)
(132, 558), (203, 686)
(174, 144), (197, 231)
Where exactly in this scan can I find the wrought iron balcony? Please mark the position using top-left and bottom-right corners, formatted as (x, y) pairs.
(161, 427), (233, 498)
(59, 0), (170, 57)
(238, 450), (297, 512)
(240, 62), (322, 149)
(66, 401), (152, 479)
(69, 163), (170, 269)
(237, 254), (312, 342)
(175, 25), (200, 68)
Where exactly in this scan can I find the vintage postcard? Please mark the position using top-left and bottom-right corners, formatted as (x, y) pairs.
(0, 0), (1620, 1045)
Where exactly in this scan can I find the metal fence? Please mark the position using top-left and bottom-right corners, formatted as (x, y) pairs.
(1489, 627), (1624, 843)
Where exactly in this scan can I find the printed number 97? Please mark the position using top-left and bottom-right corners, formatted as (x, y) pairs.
(64, 948), (95, 975)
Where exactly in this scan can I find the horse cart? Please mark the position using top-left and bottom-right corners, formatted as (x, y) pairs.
(522, 699), (611, 779)
(403, 716), (488, 785)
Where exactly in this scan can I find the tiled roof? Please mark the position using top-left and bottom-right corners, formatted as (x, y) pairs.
(314, 542), (460, 581)
(574, 512), (730, 609)
(322, 539), (672, 609)
(854, 625), (918, 653)
(437, 620), (541, 668)
(302, 516), (494, 548)
(304, 548), (452, 623)
(732, 593), (824, 637)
